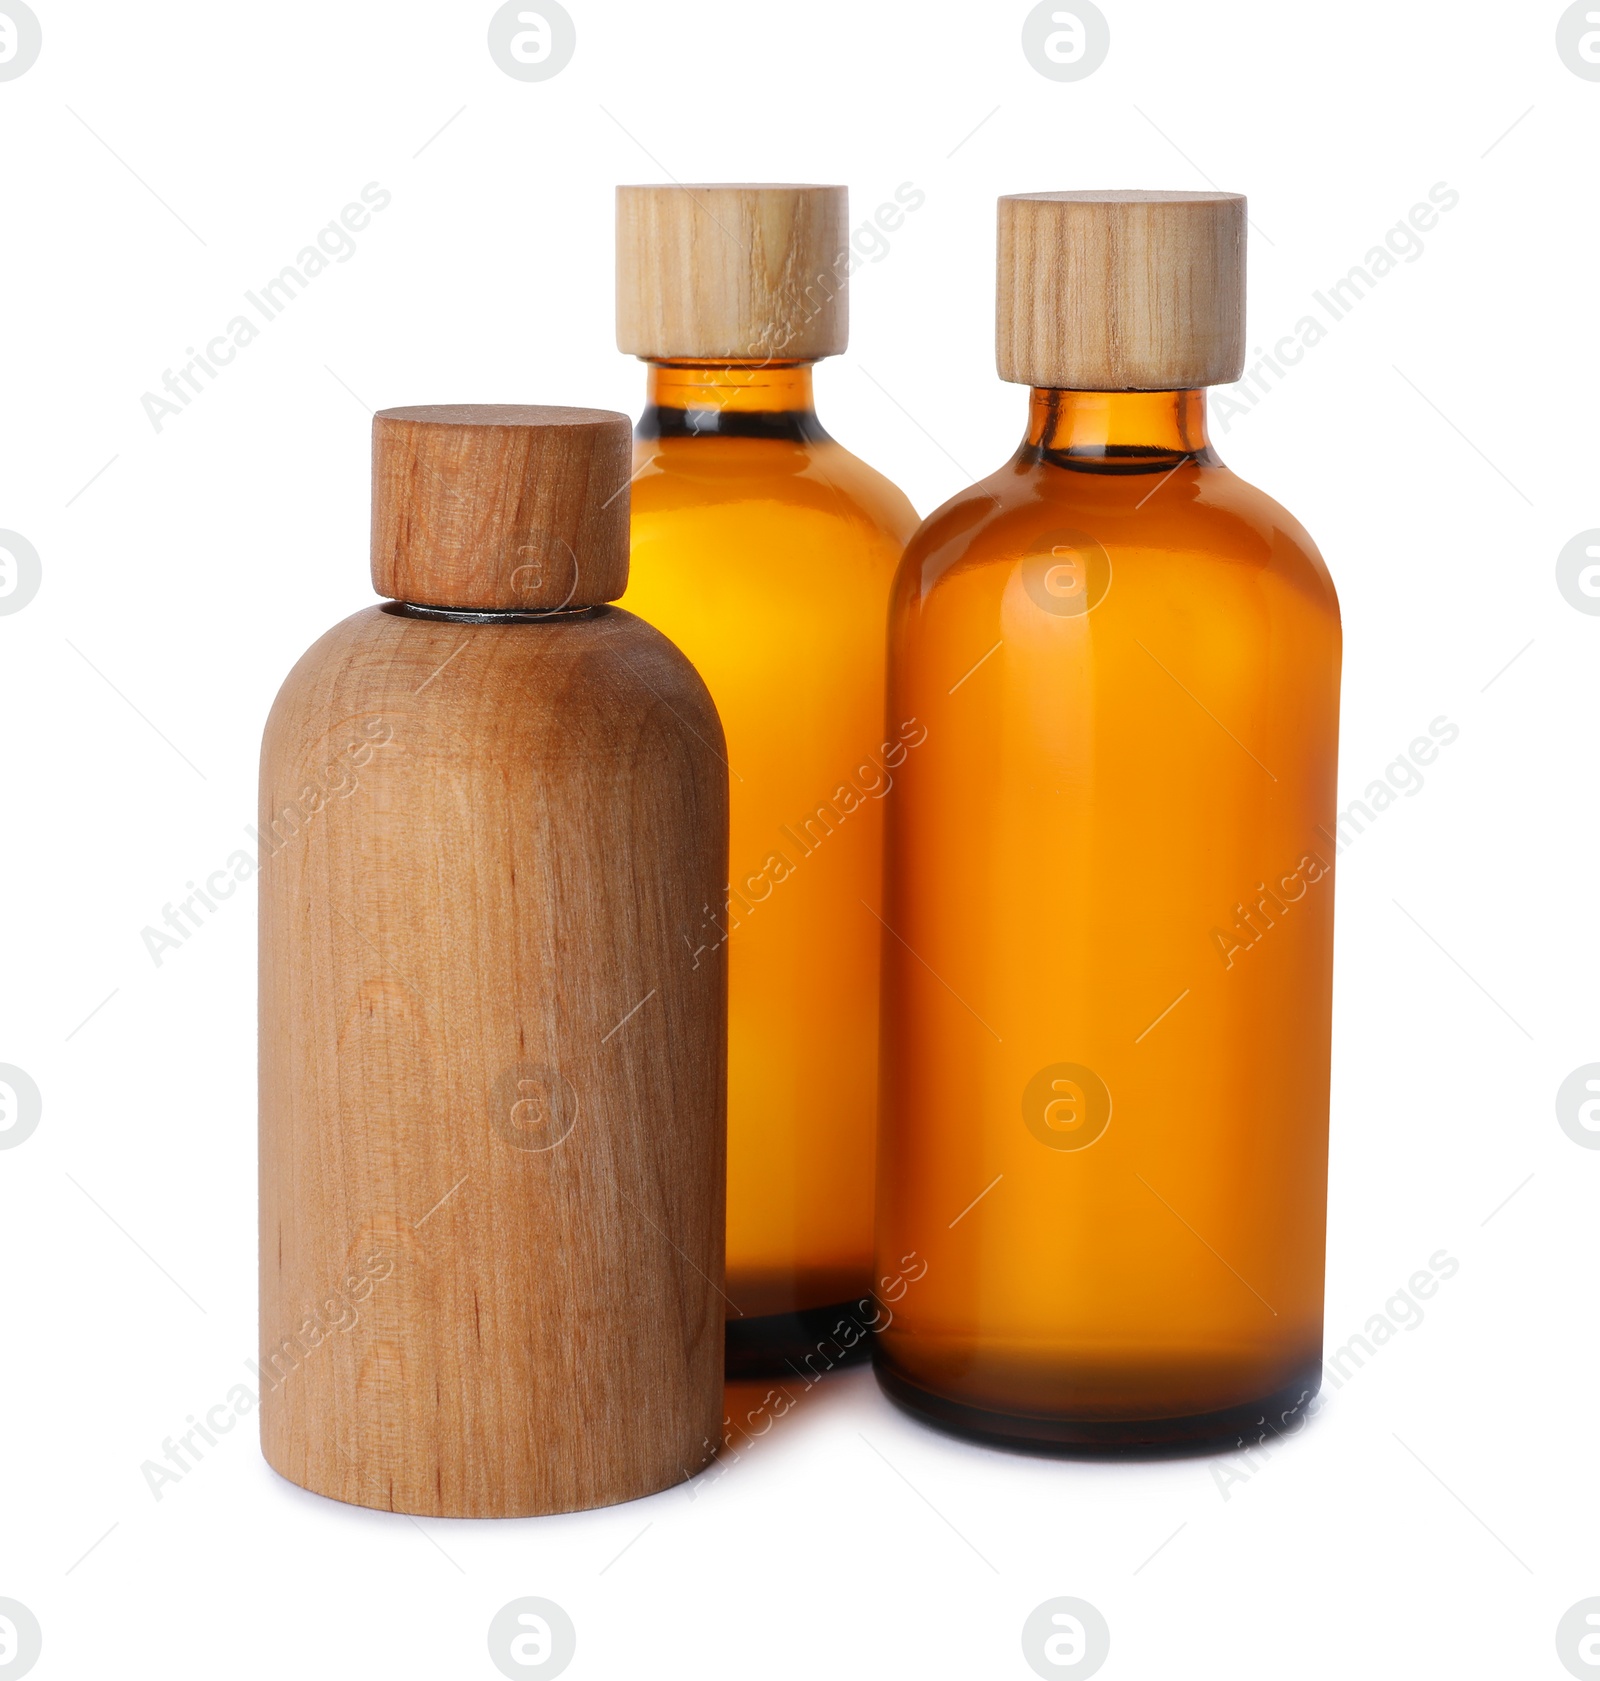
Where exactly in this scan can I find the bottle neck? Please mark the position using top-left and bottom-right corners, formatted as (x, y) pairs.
(638, 360), (828, 443)
(1020, 388), (1215, 473)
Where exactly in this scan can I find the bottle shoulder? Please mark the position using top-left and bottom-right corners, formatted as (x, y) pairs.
(816, 439), (921, 537)
(261, 604), (722, 758)
(894, 456), (1338, 622)
(631, 434), (918, 546)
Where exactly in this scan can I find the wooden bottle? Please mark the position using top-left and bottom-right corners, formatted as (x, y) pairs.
(876, 193), (1341, 1449)
(258, 404), (728, 1516)
(615, 185), (920, 1376)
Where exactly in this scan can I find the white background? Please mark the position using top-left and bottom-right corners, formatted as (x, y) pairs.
(0, 2), (1593, 1677)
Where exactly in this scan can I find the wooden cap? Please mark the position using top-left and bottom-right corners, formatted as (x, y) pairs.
(371, 405), (632, 610)
(616, 184), (848, 361)
(997, 191), (1246, 390)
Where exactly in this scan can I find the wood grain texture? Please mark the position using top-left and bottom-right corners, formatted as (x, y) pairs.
(371, 405), (632, 611)
(616, 184), (848, 362)
(258, 603), (727, 1517)
(997, 191), (1246, 391)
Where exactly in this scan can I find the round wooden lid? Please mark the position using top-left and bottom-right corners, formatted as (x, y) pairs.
(616, 184), (848, 362)
(997, 191), (1246, 390)
(371, 405), (632, 611)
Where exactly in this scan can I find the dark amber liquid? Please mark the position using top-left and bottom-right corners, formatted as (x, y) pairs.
(875, 390), (1340, 1448)
(621, 362), (918, 1373)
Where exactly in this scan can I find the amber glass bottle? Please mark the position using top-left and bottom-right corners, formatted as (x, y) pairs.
(875, 192), (1341, 1449)
(616, 185), (919, 1374)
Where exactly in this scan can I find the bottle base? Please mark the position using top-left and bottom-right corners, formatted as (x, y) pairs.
(726, 1296), (876, 1380)
(873, 1355), (1323, 1458)
(259, 1440), (701, 1518)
